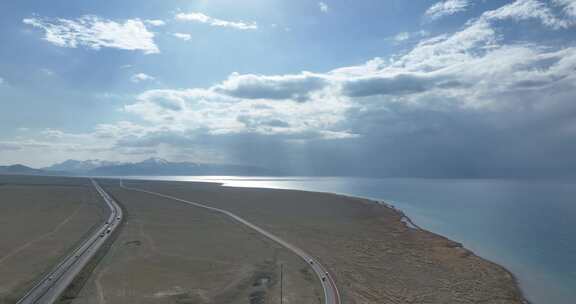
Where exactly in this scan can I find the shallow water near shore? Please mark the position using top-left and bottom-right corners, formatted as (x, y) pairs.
(119, 176), (576, 304)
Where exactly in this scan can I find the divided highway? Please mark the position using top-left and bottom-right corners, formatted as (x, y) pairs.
(119, 180), (341, 304)
(17, 179), (123, 304)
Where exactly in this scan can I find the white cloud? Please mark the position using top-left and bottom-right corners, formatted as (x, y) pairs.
(131, 73), (155, 83)
(172, 32), (192, 41)
(117, 0), (576, 143)
(23, 15), (159, 54)
(175, 12), (258, 30)
(393, 20), (498, 72)
(554, 0), (576, 17)
(341, 72), (462, 97)
(213, 72), (329, 101)
(391, 30), (430, 44)
(393, 32), (411, 42)
(121, 40), (575, 140)
(40, 68), (55, 76)
(0, 124), (156, 166)
(124, 79), (352, 139)
(319, 2), (329, 13)
(483, 0), (574, 29)
(425, 0), (470, 20)
(8, 0), (576, 171)
(0, 77), (4, 85)
(145, 19), (165, 27)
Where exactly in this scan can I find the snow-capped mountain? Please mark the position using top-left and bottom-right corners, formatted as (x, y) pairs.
(88, 158), (278, 176)
(139, 157), (173, 166)
(43, 159), (122, 173)
(41, 158), (280, 176)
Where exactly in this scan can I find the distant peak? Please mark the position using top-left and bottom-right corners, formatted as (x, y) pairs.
(140, 157), (170, 165)
(9, 164), (32, 169)
(43, 159), (122, 172)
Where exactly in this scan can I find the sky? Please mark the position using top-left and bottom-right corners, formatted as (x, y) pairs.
(0, 0), (575, 177)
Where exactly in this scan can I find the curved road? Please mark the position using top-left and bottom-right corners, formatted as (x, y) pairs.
(120, 179), (341, 304)
(17, 179), (123, 304)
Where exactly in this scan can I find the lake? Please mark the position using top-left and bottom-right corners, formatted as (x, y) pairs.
(120, 176), (576, 304)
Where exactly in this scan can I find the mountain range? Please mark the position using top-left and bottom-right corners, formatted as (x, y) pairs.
(43, 159), (122, 174)
(0, 158), (280, 177)
(0, 164), (49, 175)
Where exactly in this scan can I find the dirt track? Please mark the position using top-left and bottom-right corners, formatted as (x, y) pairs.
(69, 182), (322, 304)
(121, 179), (526, 304)
(0, 175), (526, 304)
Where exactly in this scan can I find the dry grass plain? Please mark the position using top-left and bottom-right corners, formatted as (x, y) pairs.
(0, 175), (103, 303)
(69, 181), (322, 304)
(121, 179), (526, 304)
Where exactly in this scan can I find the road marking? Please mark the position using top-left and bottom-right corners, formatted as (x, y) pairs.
(119, 179), (341, 304)
(16, 180), (123, 304)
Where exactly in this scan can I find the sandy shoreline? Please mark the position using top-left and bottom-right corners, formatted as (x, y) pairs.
(230, 184), (531, 303)
(305, 191), (532, 304)
(113, 178), (527, 304)
(219, 183), (532, 304)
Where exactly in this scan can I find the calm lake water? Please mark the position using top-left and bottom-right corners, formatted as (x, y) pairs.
(122, 176), (576, 304)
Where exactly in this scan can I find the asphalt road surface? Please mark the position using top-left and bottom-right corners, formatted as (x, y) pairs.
(120, 179), (341, 304)
(17, 179), (123, 304)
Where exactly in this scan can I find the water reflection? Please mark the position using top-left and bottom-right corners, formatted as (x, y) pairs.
(120, 176), (576, 304)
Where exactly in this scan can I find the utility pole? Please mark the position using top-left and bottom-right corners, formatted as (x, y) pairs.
(280, 263), (284, 304)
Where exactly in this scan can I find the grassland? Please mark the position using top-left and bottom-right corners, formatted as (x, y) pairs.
(68, 180), (322, 304)
(0, 175), (526, 304)
(0, 176), (103, 303)
(117, 179), (526, 304)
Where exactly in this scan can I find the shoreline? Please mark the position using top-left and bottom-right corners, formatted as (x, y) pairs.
(259, 187), (532, 304)
(117, 176), (530, 303)
(0, 174), (538, 303)
(246, 186), (532, 304)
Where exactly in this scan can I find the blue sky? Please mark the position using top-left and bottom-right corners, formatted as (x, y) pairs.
(1, 0), (576, 177)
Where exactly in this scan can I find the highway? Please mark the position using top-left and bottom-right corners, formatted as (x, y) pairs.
(119, 179), (341, 304)
(17, 179), (123, 304)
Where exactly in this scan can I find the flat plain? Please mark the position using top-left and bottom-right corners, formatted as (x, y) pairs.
(121, 179), (526, 304)
(0, 175), (527, 304)
(0, 176), (103, 303)
(68, 180), (322, 304)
